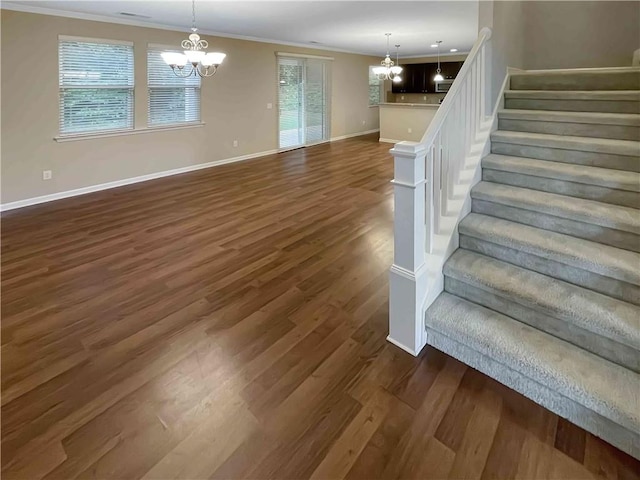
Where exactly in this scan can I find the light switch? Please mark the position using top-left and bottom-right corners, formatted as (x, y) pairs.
(267, 103), (273, 109)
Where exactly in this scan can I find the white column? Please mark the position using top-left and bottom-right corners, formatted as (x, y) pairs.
(388, 141), (429, 356)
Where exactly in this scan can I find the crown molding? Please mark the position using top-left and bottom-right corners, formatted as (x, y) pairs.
(398, 51), (470, 60)
(1, 2), (377, 57)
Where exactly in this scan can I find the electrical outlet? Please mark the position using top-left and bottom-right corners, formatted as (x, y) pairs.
(407, 128), (412, 134)
(423, 96), (427, 100)
(42, 170), (52, 180)
(232, 140), (239, 147)
(267, 103), (273, 109)
(401, 95), (405, 100)
(362, 120), (366, 126)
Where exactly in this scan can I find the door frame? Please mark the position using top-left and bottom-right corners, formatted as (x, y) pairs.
(276, 52), (333, 153)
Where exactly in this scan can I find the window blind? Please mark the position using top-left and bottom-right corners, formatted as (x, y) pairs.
(147, 49), (201, 126)
(59, 38), (134, 134)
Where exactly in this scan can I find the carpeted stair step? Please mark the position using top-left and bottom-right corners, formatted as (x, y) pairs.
(510, 69), (640, 91)
(481, 154), (640, 208)
(471, 181), (640, 252)
(491, 130), (640, 172)
(458, 213), (640, 305)
(443, 249), (640, 371)
(497, 109), (640, 141)
(424, 292), (640, 459)
(504, 90), (640, 114)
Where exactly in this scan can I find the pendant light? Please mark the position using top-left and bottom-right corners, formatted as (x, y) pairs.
(434, 40), (444, 82)
(372, 33), (403, 81)
(393, 44), (402, 83)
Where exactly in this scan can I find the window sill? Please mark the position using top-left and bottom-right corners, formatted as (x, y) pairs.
(54, 122), (205, 142)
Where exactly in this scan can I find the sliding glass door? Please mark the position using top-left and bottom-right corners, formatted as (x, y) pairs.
(278, 56), (330, 150)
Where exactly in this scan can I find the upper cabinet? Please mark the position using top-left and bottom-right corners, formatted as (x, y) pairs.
(391, 61), (463, 94)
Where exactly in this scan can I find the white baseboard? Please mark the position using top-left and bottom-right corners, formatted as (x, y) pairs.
(0, 129), (383, 212)
(0, 149), (278, 212)
(379, 137), (402, 144)
(386, 335), (420, 356)
(330, 129), (379, 142)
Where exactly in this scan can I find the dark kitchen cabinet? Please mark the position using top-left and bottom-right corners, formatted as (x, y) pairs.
(440, 61), (464, 80)
(412, 64), (430, 93)
(392, 61), (464, 94)
(392, 64), (426, 93)
(391, 64), (412, 93)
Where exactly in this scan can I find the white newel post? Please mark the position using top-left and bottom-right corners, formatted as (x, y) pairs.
(388, 141), (429, 356)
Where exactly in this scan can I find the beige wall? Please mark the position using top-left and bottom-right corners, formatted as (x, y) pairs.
(522, 1), (640, 70)
(479, 0), (526, 108)
(379, 105), (438, 143)
(480, 1), (640, 107)
(0, 10), (381, 205)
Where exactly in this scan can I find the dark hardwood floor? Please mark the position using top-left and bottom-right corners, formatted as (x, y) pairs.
(2, 134), (638, 479)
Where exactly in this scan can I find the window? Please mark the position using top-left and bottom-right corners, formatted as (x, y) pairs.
(147, 49), (201, 126)
(59, 37), (134, 135)
(368, 66), (382, 106)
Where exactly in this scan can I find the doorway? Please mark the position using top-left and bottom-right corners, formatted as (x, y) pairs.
(277, 55), (331, 151)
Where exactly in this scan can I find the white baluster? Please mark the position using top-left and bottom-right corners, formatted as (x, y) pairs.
(471, 62), (477, 141)
(433, 132), (442, 235)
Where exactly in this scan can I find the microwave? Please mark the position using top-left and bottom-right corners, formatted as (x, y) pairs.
(435, 80), (454, 92)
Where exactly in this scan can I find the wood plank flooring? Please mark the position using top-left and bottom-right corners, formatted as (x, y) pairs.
(2, 134), (638, 479)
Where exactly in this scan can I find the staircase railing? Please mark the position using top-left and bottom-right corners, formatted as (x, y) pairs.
(388, 27), (493, 355)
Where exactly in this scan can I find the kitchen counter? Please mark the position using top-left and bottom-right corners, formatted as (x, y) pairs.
(378, 103), (440, 143)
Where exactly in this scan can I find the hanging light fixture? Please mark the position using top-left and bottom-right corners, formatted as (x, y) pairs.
(372, 33), (402, 81)
(393, 44), (402, 83)
(433, 40), (444, 82)
(161, 0), (226, 78)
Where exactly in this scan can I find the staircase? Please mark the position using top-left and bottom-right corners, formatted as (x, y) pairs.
(425, 68), (640, 458)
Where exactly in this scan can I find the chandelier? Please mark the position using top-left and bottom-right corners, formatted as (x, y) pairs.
(372, 33), (403, 83)
(161, 0), (226, 78)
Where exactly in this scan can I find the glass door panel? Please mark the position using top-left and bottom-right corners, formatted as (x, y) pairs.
(304, 60), (327, 145)
(278, 58), (304, 150)
(278, 56), (330, 151)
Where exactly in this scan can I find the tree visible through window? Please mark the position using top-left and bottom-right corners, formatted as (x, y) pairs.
(368, 66), (382, 106)
(58, 37), (134, 134)
(148, 49), (201, 126)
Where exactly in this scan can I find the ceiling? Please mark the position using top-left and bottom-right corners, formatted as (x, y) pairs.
(3, 1), (479, 58)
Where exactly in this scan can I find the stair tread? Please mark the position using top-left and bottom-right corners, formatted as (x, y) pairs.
(491, 130), (640, 156)
(482, 154), (640, 192)
(504, 90), (640, 101)
(426, 292), (640, 432)
(444, 249), (640, 350)
(498, 109), (640, 126)
(471, 181), (640, 234)
(459, 213), (640, 285)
